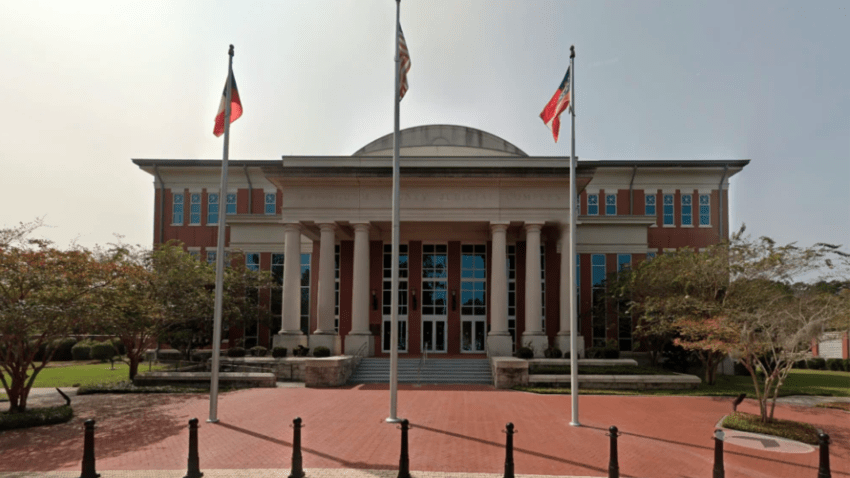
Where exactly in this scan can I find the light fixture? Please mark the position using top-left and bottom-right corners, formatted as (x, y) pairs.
(451, 289), (457, 311)
(372, 289), (378, 311)
(411, 288), (418, 311)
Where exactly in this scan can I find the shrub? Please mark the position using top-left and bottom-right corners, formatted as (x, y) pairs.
(110, 338), (126, 356)
(250, 346), (268, 357)
(50, 337), (78, 361)
(660, 341), (693, 372)
(294, 345), (311, 357)
(90, 342), (116, 362)
(0, 405), (74, 431)
(844, 359), (850, 372)
(807, 358), (826, 370)
(191, 351), (213, 362)
(793, 359), (807, 369)
(71, 341), (93, 361)
(226, 347), (246, 358)
(734, 361), (750, 376)
(312, 346), (331, 358)
(826, 358), (843, 371)
(543, 347), (562, 358)
(271, 347), (288, 358)
(516, 347), (534, 359)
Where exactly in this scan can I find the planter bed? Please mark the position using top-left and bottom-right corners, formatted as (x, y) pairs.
(528, 373), (701, 390)
(134, 371), (276, 388)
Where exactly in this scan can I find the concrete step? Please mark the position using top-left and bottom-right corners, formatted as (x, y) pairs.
(349, 358), (492, 385)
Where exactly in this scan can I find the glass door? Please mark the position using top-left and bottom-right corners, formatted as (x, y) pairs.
(421, 244), (448, 353)
(461, 244), (487, 352)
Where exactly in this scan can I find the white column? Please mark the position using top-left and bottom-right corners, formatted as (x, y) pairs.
(556, 223), (582, 356)
(487, 222), (513, 357)
(315, 223), (336, 333)
(281, 223), (303, 334)
(346, 222), (373, 355)
(522, 222), (548, 356)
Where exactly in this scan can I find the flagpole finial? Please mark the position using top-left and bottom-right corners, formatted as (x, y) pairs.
(570, 45), (575, 59)
(229, 44), (234, 57)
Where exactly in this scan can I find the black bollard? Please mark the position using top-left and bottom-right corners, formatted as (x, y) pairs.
(818, 432), (831, 478)
(713, 429), (725, 478)
(607, 426), (620, 478)
(80, 419), (100, 478)
(289, 417), (305, 478)
(184, 418), (203, 478)
(503, 422), (516, 478)
(397, 419), (411, 478)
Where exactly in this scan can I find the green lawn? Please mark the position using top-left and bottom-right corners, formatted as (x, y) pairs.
(517, 369), (850, 397)
(1, 361), (169, 390)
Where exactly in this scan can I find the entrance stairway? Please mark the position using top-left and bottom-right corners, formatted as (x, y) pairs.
(348, 358), (492, 385)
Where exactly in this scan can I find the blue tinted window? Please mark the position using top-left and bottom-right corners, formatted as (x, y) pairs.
(172, 193), (184, 225)
(681, 194), (693, 226)
(663, 194), (674, 225)
(699, 194), (710, 225)
(587, 194), (599, 215)
(190, 193), (201, 225)
(246, 253), (260, 271)
(208, 193), (219, 224)
(606, 194), (617, 216)
(618, 254), (631, 271)
(592, 254), (606, 286)
(265, 192), (276, 215)
(645, 193), (656, 216)
(226, 193), (237, 215)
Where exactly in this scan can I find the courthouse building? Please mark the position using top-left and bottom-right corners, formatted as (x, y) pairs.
(133, 124), (748, 358)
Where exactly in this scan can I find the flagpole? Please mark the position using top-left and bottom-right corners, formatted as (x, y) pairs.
(208, 44), (234, 424)
(386, 0), (402, 423)
(568, 44), (580, 427)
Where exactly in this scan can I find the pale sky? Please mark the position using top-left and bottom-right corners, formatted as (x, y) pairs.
(1, 0), (847, 252)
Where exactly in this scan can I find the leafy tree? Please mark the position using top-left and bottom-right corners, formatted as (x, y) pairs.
(0, 221), (115, 413)
(614, 225), (849, 422)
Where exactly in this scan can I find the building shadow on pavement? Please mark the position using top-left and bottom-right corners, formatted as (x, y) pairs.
(215, 421), (391, 472)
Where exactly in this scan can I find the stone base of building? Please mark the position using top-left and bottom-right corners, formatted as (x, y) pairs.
(556, 333), (586, 359)
(273, 332), (308, 352)
(344, 333), (374, 357)
(308, 333), (337, 354)
(521, 332), (550, 358)
(487, 333), (514, 357)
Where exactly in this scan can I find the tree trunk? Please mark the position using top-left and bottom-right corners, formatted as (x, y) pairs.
(129, 357), (139, 381)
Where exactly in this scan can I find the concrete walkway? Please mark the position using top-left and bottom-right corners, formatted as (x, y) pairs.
(1, 386), (847, 478)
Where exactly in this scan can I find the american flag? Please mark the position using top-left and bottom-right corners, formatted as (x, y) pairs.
(398, 24), (411, 100)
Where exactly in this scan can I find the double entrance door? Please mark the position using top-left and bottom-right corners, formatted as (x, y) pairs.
(383, 243), (488, 355)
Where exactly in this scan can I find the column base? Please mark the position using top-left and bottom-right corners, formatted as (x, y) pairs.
(308, 333), (337, 354)
(556, 333), (586, 359)
(344, 333), (374, 357)
(520, 333), (549, 358)
(273, 332), (307, 352)
(487, 333), (514, 357)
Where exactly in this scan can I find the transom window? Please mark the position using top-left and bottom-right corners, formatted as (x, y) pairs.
(587, 194), (599, 215)
(172, 193), (184, 225)
(645, 193), (656, 216)
(681, 194), (693, 226)
(208, 193), (219, 224)
(699, 194), (711, 225)
(605, 194), (617, 216)
(663, 194), (674, 225)
(246, 253), (260, 271)
(189, 193), (201, 225)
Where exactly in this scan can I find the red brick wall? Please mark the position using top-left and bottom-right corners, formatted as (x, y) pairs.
(369, 241), (383, 354)
(447, 241), (461, 354)
(408, 241), (423, 356)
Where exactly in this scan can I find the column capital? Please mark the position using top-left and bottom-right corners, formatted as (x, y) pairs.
(318, 222), (337, 232)
(490, 222), (509, 233)
(352, 222), (371, 233)
(523, 222), (544, 233)
(283, 223), (302, 233)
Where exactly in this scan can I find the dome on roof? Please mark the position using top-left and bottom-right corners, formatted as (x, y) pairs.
(353, 125), (527, 157)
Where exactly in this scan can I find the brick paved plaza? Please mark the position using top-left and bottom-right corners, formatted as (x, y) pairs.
(1, 385), (847, 478)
